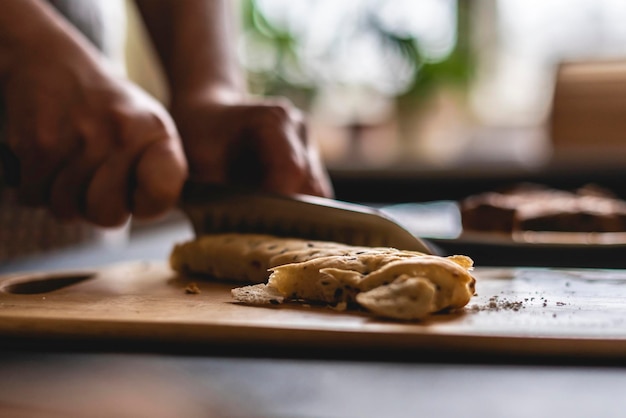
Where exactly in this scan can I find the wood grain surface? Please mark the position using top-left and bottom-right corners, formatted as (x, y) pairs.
(2, 261), (626, 359)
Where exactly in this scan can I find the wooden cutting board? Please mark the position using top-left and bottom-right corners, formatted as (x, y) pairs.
(2, 260), (626, 359)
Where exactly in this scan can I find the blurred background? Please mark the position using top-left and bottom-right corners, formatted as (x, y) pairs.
(123, 0), (626, 203)
(4, 0), (626, 264)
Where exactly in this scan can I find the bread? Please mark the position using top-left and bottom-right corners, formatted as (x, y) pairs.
(231, 283), (285, 305)
(267, 252), (421, 305)
(170, 233), (425, 283)
(355, 277), (436, 320)
(170, 233), (475, 321)
(232, 251), (475, 320)
(170, 233), (364, 283)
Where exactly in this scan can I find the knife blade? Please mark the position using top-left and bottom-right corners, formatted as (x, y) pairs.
(180, 181), (435, 254)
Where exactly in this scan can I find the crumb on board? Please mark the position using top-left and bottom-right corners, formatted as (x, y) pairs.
(185, 282), (201, 295)
(467, 295), (524, 312)
(467, 295), (570, 313)
(330, 302), (348, 311)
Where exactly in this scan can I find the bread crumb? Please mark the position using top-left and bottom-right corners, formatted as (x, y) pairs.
(231, 283), (285, 305)
(331, 302), (348, 311)
(468, 295), (524, 312)
(185, 282), (201, 294)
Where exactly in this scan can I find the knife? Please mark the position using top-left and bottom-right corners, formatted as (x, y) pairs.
(180, 181), (435, 254)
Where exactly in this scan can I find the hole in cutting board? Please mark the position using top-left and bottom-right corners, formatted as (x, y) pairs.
(2, 272), (95, 294)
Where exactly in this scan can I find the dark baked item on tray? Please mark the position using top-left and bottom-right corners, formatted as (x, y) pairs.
(460, 183), (626, 233)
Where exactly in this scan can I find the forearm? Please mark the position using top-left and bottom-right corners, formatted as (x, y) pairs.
(134, 0), (245, 105)
(0, 0), (106, 81)
(0, 0), (54, 77)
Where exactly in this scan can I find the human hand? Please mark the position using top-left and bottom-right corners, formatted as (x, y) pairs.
(1, 32), (187, 227)
(171, 97), (334, 198)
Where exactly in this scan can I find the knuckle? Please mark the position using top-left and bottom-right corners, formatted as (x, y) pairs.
(143, 109), (173, 134)
(109, 105), (139, 145)
(111, 105), (175, 148)
(125, 111), (175, 145)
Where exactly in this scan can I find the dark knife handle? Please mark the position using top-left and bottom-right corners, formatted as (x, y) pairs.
(0, 142), (20, 187)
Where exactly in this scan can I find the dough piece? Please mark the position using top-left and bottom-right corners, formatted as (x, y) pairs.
(269, 245), (423, 267)
(170, 233), (354, 283)
(231, 284), (284, 305)
(355, 276), (437, 320)
(446, 254), (474, 270)
(170, 233), (426, 283)
(356, 256), (475, 310)
(268, 252), (426, 305)
(172, 233), (476, 321)
(233, 252), (476, 320)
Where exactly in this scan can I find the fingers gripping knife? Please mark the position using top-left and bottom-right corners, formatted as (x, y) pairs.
(0, 144), (433, 254)
(180, 181), (435, 254)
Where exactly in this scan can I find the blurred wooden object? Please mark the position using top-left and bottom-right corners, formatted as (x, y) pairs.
(550, 59), (626, 159)
(5, 261), (626, 359)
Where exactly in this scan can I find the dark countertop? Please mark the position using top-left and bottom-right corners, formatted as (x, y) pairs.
(330, 165), (626, 204)
(3, 215), (626, 417)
